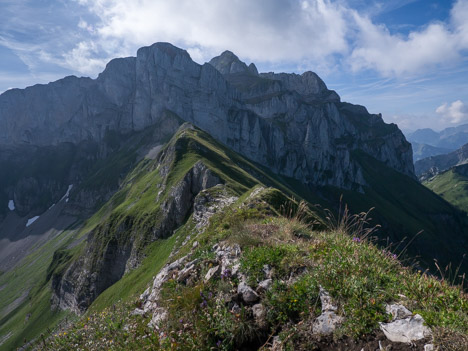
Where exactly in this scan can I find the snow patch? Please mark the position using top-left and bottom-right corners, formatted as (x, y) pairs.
(8, 200), (15, 211)
(26, 216), (40, 227)
(60, 184), (73, 203)
(49, 203), (55, 210)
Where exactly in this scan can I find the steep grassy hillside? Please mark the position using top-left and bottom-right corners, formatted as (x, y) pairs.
(323, 152), (468, 274)
(2, 125), (468, 350)
(0, 124), (317, 350)
(424, 164), (468, 213)
(35, 188), (468, 351)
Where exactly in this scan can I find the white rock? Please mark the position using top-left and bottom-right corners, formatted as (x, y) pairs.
(256, 279), (273, 292)
(319, 286), (337, 312)
(238, 282), (259, 303)
(204, 265), (220, 282)
(26, 216), (40, 227)
(252, 303), (267, 328)
(424, 344), (434, 351)
(379, 314), (432, 343)
(177, 264), (196, 282)
(312, 287), (343, 335)
(386, 303), (412, 321)
(312, 311), (344, 335)
(8, 200), (15, 211)
(252, 304), (266, 320)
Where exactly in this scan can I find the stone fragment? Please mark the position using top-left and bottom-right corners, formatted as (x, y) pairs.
(256, 279), (273, 293)
(312, 287), (343, 335)
(252, 303), (267, 328)
(271, 336), (282, 351)
(238, 282), (259, 303)
(204, 265), (220, 282)
(386, 303), (412, 320)
(424, 344), (434, 351)
(379, 314), (432, 343)
(312, 311), (344, 335)
(177, 264), (196, 282)
(319, 286), (337, 312)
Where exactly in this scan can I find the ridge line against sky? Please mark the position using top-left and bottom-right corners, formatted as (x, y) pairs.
(0, 0), (467, 131)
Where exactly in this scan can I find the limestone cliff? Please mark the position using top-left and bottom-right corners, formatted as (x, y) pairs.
(0, 42), (413, 192)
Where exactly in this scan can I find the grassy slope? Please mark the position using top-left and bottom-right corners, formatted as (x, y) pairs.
(0, 125), (308, 350)
(323, 152), (468, 273)
(424, 165), (468, 213)
(40, 187), (468, 351)
(4, 125), (468, 350)
(0, 226), (80, 350)
(0, 124), (179, 350)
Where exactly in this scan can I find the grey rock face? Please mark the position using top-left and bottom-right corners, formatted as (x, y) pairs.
(0, 42), (414, 190)
(209, 50), (256, 75)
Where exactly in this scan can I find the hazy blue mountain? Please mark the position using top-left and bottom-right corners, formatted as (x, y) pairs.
(411, 142), (454, 161)
(407, 124), (468, 150)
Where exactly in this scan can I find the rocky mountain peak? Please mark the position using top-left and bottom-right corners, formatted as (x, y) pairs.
(209, 50), (257, 75)
(0, 41), (414, 191)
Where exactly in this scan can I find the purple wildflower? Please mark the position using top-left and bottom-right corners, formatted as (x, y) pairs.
(216, 340), (222, 347)
(221, 268), (232, 280)
(353, 237), (361, 243)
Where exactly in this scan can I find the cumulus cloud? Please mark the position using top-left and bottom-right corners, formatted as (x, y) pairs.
(349, 0), (468, 77)
(72, 0), (349, 66)
(2, 0), (468, 81)
(436, 100), (468, 124)
(60, 0), (468, 78)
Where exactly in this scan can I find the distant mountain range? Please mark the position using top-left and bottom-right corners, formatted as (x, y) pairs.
(415, 142), (468, 179)
(406, 124), (468, 161)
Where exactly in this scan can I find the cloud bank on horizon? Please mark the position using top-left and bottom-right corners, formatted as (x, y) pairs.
(1, 0), (468, 131)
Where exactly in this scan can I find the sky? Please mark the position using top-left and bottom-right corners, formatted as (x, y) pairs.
(1, 0), (468, 132)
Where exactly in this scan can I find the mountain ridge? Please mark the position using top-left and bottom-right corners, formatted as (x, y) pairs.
(0, 42), (414, 192)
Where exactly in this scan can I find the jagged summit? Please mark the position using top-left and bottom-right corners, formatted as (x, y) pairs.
(0, 41), (414, 191)
(208, 50), (258, 75)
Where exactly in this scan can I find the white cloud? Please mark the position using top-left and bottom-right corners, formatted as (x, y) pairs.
(71, 0), (349, 68)
(2, 0), (468, 83)
(436, 100), (468, 124)
(348, 0), (468, 77)
(349, 16), (461, 77)
(60, 0), (468, 79)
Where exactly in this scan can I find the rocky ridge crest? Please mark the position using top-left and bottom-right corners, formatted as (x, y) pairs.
(0, 42), (414, 191)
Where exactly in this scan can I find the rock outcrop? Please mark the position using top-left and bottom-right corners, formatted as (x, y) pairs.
(0, 42), (414, 191)
(379, 303), (432, 343)
(51, 144), (223, 313)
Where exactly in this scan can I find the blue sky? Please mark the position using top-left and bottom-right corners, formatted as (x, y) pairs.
(1, 0), (468, 132)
